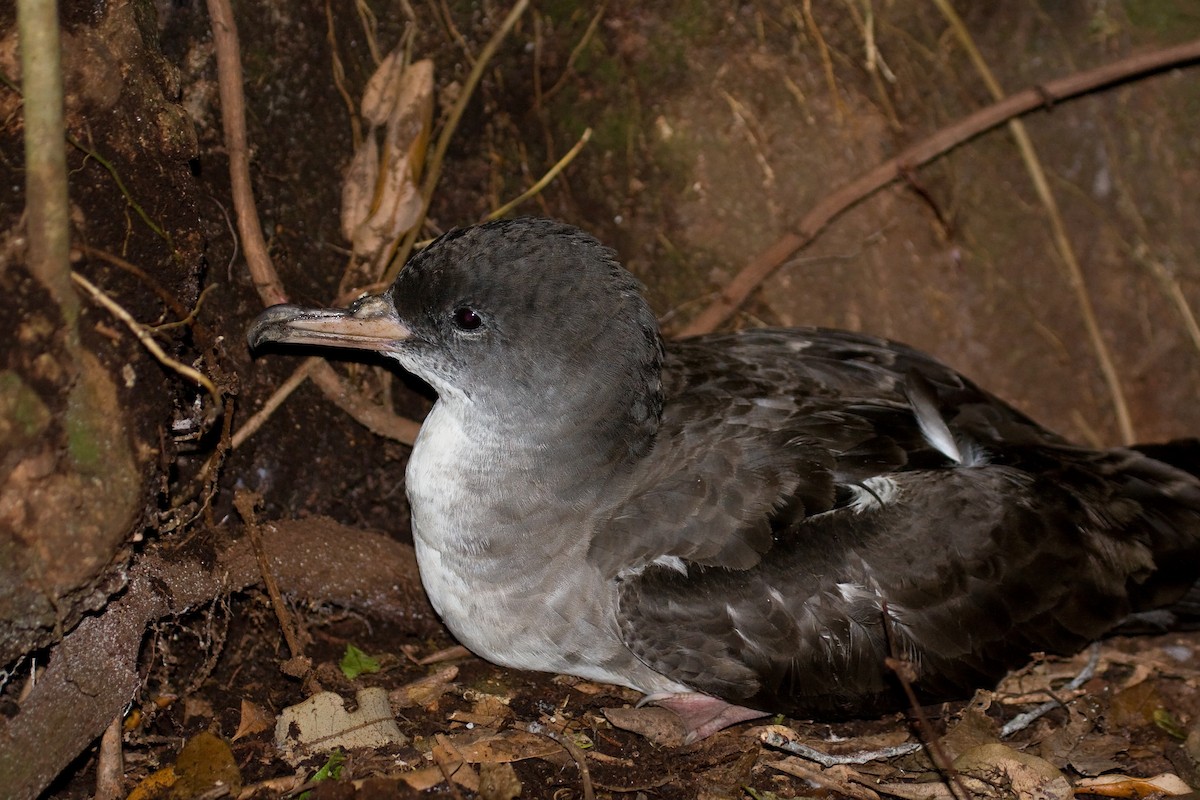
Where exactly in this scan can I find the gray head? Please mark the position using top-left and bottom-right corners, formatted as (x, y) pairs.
(249, 218), (665, 462)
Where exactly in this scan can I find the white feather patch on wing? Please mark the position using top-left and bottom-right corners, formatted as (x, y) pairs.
(904, 373), (963, 464)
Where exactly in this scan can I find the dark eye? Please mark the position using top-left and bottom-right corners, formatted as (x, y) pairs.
(451, 306), (483, 331)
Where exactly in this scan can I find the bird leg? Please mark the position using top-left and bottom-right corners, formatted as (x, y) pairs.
(642, 692), (770, 743)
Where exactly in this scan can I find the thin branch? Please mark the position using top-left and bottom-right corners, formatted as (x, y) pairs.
(234, 492), (306, 665)
(69, 137), (173, 249)
(206, 0), (286, 308)
(932, 0), (1134, 444)
(483, 127), (592, 221)
(541, 4), (606, 102)
(676, 37), (1200, 337)
(524, 723), (595, 800)
(206, 0), (420, 445)
(71, 271), (221, 403)
(384, 0), (532, 285)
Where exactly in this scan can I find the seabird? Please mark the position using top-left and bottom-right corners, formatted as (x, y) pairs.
(248, 218), (1200, 741)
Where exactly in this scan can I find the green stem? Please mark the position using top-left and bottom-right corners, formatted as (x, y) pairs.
(18, 0), (78, 345)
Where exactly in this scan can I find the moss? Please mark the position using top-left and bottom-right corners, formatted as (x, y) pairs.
(0, 370), (52, 446)
(1122, 0), (1200, 40)
(63, 353), (136, 480)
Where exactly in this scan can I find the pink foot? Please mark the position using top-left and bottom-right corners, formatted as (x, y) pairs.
(643, 692), (769, 744)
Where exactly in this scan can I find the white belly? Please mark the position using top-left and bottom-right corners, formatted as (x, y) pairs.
(403, 403), (686, 693)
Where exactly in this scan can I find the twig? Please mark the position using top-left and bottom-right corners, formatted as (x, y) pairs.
(882, 604), (970, 800)
(75, 244), (190, 321)
(932, 0), (1134, 445)
(71, 271), (221, 404)
(483, 127), (592, 221)
(999, 643), (1101, 738)
(324, 0), (362, 152)
(233, 491), (305, 664)
(524, 723), (595, 800)
(431, 735), (469, 800)
(206, 0), (286, 308)
(384, 0), (531, 285)
(68, 137), (173, 249)
(676, 37), (1200, 337)
(759, 729), (920, 766)
(541, 4), (606, 102)
(884, 659), (968, 800)
(231, 356), (321, 450)
(800, 0), (845, 125)
(1146, 255), (1200, 355)
(206, 0), (421, 445)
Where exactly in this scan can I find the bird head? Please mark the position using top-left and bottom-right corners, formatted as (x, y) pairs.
(248, 218), (665, 459)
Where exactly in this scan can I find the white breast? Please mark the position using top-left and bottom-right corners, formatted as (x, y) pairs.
(404, 402), (677, 691)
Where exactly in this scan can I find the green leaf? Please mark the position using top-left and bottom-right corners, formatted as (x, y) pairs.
(300, 750), (347, 798)
(1153, 708), (1188, 740)
(339, 644), (381, 680)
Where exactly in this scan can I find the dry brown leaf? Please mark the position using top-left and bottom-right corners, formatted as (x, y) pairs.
(1108, 680), (1164, 729)
(389, 665), (459, 709)
(342, 57), (433, 272)
(468, 692), (514, 721)
(361, 47), (406, 126)
(603, 705), (687, 747)
(340, 139), (379, 244)
(954, 742), (1073, 800)
(445, 729), (562, 763)
(478, 761), (523, 800)
(232, 698), (274, 741)
(1072, 772), (1194, 797)
(433, 733), (480, 792)
(125, 730), (243, 800)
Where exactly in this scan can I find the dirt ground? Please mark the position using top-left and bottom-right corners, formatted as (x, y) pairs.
(3, 0), (1200, 797)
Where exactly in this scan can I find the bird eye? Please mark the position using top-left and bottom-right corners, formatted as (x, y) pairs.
(451, 306), (483, 331)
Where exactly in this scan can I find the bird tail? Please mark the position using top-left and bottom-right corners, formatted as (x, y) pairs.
(1132, 437), (1200, 477)
(1111, 437), (1200, 629)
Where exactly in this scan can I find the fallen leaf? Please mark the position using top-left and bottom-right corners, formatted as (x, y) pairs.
(360, 46), (405, 126)
(446, 729), (562, 763)
(125, 766), (178, 800)
(274, 687), (407, 764)
(341, 55), (433, 281)
(478, 761), (522, 800)
(433, 733), (480, 792)
(232, 699), (274, 741)
(340, 141), (378, 243)
(603, 706), (686, 747)
(954, 742), (1073, 800)
(1072, 772), (1194, 797)
(934, 705), (1000, 762)
(390, 664), (459, 709)
(1108, 680), (1163, 728)
(126, 730), (242, 800)
(339, 643), (381, 679)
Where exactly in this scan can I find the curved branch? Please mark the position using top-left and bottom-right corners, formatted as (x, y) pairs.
(675, 38), (1200, 337)
(206, 0), (421, 445)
